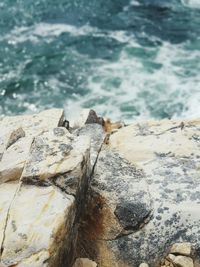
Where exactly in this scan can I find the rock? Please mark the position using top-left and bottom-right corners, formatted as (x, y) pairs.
(74, 124), (107, 167)
(0, 127), (25, 161)
(0, 109), (65, 184)
(0, 109), (64, 138)
(173, 255), (194, 267)
(170, 242), (192, 256)
(71, 109), (104, 129)
(109, 119), (200, 265)
(73, 258), (97, 267)
(0, 184), (76, 267)
(0, 137), (33, 184)
(166, 254), (176, 262)
(139, 263), (149, 267)
(0, 109), (91, 267)
(78, 145), (152, 265)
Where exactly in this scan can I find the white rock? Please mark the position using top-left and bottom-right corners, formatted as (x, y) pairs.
(167, 254), (176, 261)
(139, 263), (149, 267)
(0, 137), (33, 184)
(108, 118), (200, 265)
(0, 183), (19, 249)
(1, 184), (75, 267)
(173, 255), (194, 267)
(73, 258), (97, 267)
(0, 109), (65, 184)
(170, 242), (192, 256)
(0, 108), (64, 138)
(0, 127), (25, 161)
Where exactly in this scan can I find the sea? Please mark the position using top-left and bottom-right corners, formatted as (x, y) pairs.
(0, 0), (200, 122)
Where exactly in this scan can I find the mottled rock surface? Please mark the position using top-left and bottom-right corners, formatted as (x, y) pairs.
(0, 109), (92, 267)
(109, 119), (200, 266)
(0, 110), (200, 267)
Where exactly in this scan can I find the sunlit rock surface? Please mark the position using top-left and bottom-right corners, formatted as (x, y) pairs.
(0, 109), (200, 267)
(0, 109), (91, 267)
(109, 119), (200, 266)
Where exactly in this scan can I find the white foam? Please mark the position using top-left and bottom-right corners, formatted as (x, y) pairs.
(181, 0), (200, 9)
(72, 37), (200, 122)
(1, 23), (132, 45)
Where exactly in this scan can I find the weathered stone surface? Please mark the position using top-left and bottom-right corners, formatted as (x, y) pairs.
(170, 242), (192, 256)
(166, 254), (176, 262)
(73, 258), (97, 267)
(0, 138), (33, 184)
(71, 109), (104, 129)
(74, 124), (107, 168)
(139, 263), (149, 267)
(0, 109), (64, 137)
(22, 127), (90, 194)
(0, 109), (91, 267)
(78, 145), (152, 264)
(0, 183), (19, 251)
(0, 127), (25, 161)
(0, 184), (75, 267)
(108, 119), (200, 266)
(0, 109), (65, 183)
(173, 255), (194, 267)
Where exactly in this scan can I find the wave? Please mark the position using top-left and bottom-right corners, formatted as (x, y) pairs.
(181, 0), (200, 9)
(1, 22), (133, 45)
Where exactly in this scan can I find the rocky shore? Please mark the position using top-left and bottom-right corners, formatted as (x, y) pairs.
(0, 109), (200, 267)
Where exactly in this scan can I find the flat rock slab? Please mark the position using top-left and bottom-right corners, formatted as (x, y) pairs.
(0, 109), (65, 184)
(1, 184), (75, 267)
(109, 119), (200, 266)
(0, 109), (92, 267)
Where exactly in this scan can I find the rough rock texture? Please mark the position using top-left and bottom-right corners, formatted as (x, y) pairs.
(0, 109), (92, 267)
(72, 258), (97, 267)
(1, 109), (200, 267)
(109, 119), (200, 266)
(170, 242), (192, 256)
(78, 145), (152, 266)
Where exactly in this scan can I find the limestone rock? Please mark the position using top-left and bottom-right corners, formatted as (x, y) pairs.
(0, 184), (75, 267)
(0, 127), (25, 161)
(0, 138), (33, 184)
(170, 242), (192, 256)
(74, 124), (107, 167)
(166, 254), (176, 262)
(71, 109), (104, 129)
(0, 109), (92, 267)
(78, 145), (152, 264)
(0, 183), (19, 250)
(0, 109), (64, 138)
(107, 118), (200, 266)
(139, 263), (149, 267)
(73, 258), (97, 267)
(0, 109), (65, 184)
(173, 255), (194, 267)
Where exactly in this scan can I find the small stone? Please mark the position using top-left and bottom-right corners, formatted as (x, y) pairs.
(165, 259), (170, 266)
(167, 254), (176, 262)
(139, 263), (149, 267)
(73, 258), (97, 267)
(170, 242), (192, 256)
(173, 256), (194, 267)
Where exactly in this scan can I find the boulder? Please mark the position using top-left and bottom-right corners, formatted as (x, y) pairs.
(78, 145), (152, 266)
(0, 109), (65, 183)
(172, 255), (194, 267)
(0, 109), (92, 267)
(108, 118), (200, 266)
(170, 242), (192, 256)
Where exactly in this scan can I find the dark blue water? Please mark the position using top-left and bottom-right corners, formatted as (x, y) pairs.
(0, 0), (200, 121)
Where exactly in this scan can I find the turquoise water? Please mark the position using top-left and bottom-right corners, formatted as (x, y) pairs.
(0, 0), (200, 122)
